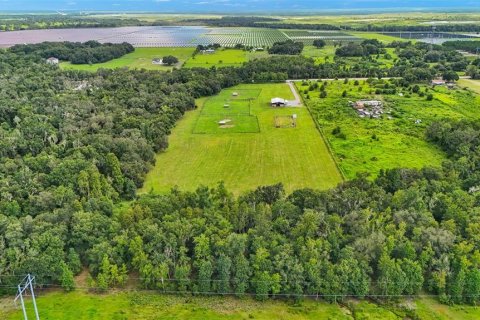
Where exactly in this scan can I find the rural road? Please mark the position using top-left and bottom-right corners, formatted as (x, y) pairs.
(286, 81), (302, 106)
(286, 76), (471, 82)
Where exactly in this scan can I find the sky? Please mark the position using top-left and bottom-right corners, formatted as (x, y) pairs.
(0, 0), (478, 13)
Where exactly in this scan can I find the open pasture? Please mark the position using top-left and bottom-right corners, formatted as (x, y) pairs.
(284, 30), (361, 45)
(297, 80), (480, 179)
(183, 48), (268, 68)
(60, 47), (195, 71)
(141, 83), (343, 195)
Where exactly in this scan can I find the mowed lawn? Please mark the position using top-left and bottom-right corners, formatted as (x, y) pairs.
(141, 83), (343, 195)
(60, 47), (195, 71)
(183, 49), (248, 68)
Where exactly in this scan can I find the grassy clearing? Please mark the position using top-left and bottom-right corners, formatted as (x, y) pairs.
(1, 291), (353, 320)
(458, 79), (480, 95)
(184, 48), (269, 68)
(415, 297), (480, 320)
(297, 80), (480, 179)
(302, 45), (337, 64)
(184, 49), (247, 68)
(4, 291), (480, 319)
(141, 83), (342, 195)
(60, 47), (195, 71)
(349, 32), (414, 43)
(302, 45), (398, 67)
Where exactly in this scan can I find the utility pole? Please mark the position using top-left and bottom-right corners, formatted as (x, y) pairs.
(14, 274), (40, 320)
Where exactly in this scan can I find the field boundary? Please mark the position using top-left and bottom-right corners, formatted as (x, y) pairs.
(296, 83), (346, 181)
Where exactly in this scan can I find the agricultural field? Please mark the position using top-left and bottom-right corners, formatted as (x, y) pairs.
(297, 79), (480, 179)
(141, 83), (343, 195)
(60, 47), (195, 71)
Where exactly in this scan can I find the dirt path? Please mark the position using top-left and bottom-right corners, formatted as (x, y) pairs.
(286, 81), (302, 106)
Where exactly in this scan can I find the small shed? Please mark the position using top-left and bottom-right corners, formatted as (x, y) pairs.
(232, 92), (239, 97)
(46, 57), (59, 65)
(218, 119), (232, 125)
(202, 49), (216, 54)
(152, 58), (163, 65)
(271, 97), (286, 107)
(431, 79), (446, 86)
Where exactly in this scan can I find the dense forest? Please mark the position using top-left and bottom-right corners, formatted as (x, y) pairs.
(10, 41), (134, 64)
(0, 41), (480, 306)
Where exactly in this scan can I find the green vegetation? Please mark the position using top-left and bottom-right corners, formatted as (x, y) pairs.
(0, 291), (350, 320)
(459, 79), (480, 94)
(61, 47), (195, 71)
(141, 83), (342, 194)
(297, 79), (480, 178)
(184, 49), (249, 68)
(5, 291), (480, 319)
(350, 32), (412, 43)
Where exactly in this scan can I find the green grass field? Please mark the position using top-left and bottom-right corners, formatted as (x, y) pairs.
(60, 47), (195, 71)
(350, 32), (414, 43)
(297, 80), (480, 179)
(184, 49), (248, 68)
(4, 291), (480, 320)
(458, 79), (480, 95)
(141, 83), (343, 195)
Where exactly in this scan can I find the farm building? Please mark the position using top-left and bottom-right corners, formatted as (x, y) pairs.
(46, 57), (59, 65)
(152, 58), (163, 65)
(232, 92), (239, 97)
(431, 79), (446, 86)
(201, 49), (216, 54)
(271, 97), (287, 107)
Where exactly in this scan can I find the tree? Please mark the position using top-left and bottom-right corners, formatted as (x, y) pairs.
(442, 70), (459, 82)
(162, 55), (179, 66)
(216, 254), (232, 294)
(60, 262), (75, 291)
(313, 39), (326, 49)
(377, 254), (407, 299)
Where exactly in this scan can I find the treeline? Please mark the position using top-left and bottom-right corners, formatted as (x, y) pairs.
(10, 41), (135, 64)
(4, 118), (480, 304)
(0, 15), (170, 32)
(182, 16), (339, 31)
(354, 24), (480, 33)
(443, 40), (480, 54)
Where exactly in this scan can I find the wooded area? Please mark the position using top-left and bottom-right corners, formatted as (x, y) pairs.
(0, 40), (480, 306)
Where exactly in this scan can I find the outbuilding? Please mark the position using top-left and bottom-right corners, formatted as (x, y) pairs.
(271, 97), (287, 107)
(46, 57), (59, 65)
